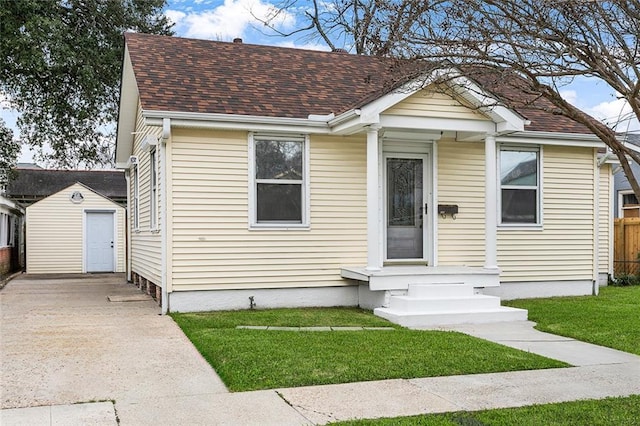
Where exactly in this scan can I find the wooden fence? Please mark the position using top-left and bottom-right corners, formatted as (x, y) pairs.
(614, 217), (640, 275)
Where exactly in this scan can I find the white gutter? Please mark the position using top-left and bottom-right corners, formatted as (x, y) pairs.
(498, 131), (605, 148)
(160, 118), (169, 314)
(144, 110), (331, 132)
(501, 130), (603, 141)
(328, 109), (362, 127)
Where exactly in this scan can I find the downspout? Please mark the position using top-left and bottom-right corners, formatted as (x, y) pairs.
(593, 149), (600, 295)
(160, 118), (170, 314)
(609, 166), (614, 279)
(124, 169), (132, 282)
(597, 151), (614, 167)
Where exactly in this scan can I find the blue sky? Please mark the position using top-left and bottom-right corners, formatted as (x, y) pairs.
(9, 0), (639, 163)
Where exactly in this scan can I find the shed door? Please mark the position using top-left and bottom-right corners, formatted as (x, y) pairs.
(86, 212), (114, 272)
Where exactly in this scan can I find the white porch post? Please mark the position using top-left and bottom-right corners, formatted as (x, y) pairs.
(366, 125), (382, 271)
(484, 134), (498, 269)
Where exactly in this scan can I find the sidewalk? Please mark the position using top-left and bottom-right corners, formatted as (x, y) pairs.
(3, 322), (639, 426)
(2, 274), (639, 425)
(275, 322), (640, 424)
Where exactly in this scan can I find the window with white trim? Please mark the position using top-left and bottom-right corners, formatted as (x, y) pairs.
(0, 213), (8, 247)
(149, 148), (158, 229)
(251, 135), (308, 227)
(0, 213), (13, 247)
(619, 190), (640, 218)
(133, 164), (139, 230)
(499, 146), (540, 225)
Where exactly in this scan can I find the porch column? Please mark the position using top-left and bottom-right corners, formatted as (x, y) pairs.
(484, 134), (498, 269)
(366, 125), (382, 271)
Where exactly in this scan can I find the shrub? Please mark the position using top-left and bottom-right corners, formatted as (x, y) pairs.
(610, 273), (640, 286)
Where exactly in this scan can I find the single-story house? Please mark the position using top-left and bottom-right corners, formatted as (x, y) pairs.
(6, 169), (127, 274)
(115, 33), (614, 326)
(613, 134), (640, 218)
(0, 194), (24, 278)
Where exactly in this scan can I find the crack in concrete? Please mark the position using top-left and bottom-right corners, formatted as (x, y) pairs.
(275, 390), (337, 425)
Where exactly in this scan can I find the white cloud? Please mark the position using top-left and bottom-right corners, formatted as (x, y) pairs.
(276, 40), (331, 52)
(586, 97), (640, 132)
(560, 90), (578, 106)
(165, 9), (186, 25)
(166, 0), (296, 41)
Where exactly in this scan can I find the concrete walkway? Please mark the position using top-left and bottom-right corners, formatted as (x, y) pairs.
(1, 274), (639, 425)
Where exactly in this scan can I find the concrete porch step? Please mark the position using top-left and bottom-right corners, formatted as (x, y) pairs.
(374, 306), (528, 329)
(407, 283), (474, 298)
(389, 294), (501, 313)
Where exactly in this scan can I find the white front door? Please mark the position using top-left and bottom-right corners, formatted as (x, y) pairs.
(86, 212), (115, 272)
(385, 155), (429, 261)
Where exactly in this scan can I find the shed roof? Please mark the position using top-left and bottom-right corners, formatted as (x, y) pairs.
(6, 169), (126, 204)
(124, 32), (592, 134)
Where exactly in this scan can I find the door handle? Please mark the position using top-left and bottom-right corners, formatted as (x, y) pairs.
(110, 241), (114, 248)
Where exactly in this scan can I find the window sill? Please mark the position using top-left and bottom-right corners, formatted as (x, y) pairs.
(249, 223), (310, 231)
(498, 224), (543, 231)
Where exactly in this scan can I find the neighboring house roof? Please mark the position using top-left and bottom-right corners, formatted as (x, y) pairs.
(26, 181), (125, 209)
(6, 169), (127, 205)
(502, 158), (537, 185)
(124, 33), (593, 135)
(16, 163), (43, 169)
(624, 133), (640, 148)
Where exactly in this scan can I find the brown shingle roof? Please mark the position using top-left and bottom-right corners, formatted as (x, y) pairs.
(126, 32), (393, 119)
(125, 33), (594, 134)
(467, 68), (592, 134)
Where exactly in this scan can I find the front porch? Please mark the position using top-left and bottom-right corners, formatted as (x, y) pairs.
(342, 266), (527, 328)
(342, 265), (501, 291)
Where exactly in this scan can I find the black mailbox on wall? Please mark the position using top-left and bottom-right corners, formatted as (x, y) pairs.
(438, 204), (458, 219)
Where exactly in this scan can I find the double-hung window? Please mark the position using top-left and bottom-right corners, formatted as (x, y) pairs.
(499, 146), (540, 225)
(251, 134), (308, 227)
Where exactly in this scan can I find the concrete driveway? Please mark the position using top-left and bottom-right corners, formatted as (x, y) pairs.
(0, 274), (307, 425)
(3, 274), (640, 425)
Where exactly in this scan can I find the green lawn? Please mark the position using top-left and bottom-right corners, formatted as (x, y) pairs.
(504, 286), (640, 355)
(171, 307), (566, 392)
(331, 395), (640, 425)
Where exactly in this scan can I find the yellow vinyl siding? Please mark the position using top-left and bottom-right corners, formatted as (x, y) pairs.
(498, 146), (595, 281)
(599, 163), (611, 274)
(130, 101), (162, 284)
(25, 183), (125, 273)
(437, 139), (486, 266)
(384, 86), (490, 121)
(170, 129), (367, 291)
(437, 142), (599, 281)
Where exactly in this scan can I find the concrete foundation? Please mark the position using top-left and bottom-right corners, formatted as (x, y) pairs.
(483, 280), (593, 300)
(169, 285), (359, 313)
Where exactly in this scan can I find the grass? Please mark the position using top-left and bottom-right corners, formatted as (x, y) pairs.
(171, 307), (566, 392)
(504, 286), (640, 356)
(331, 395), (640, 425)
